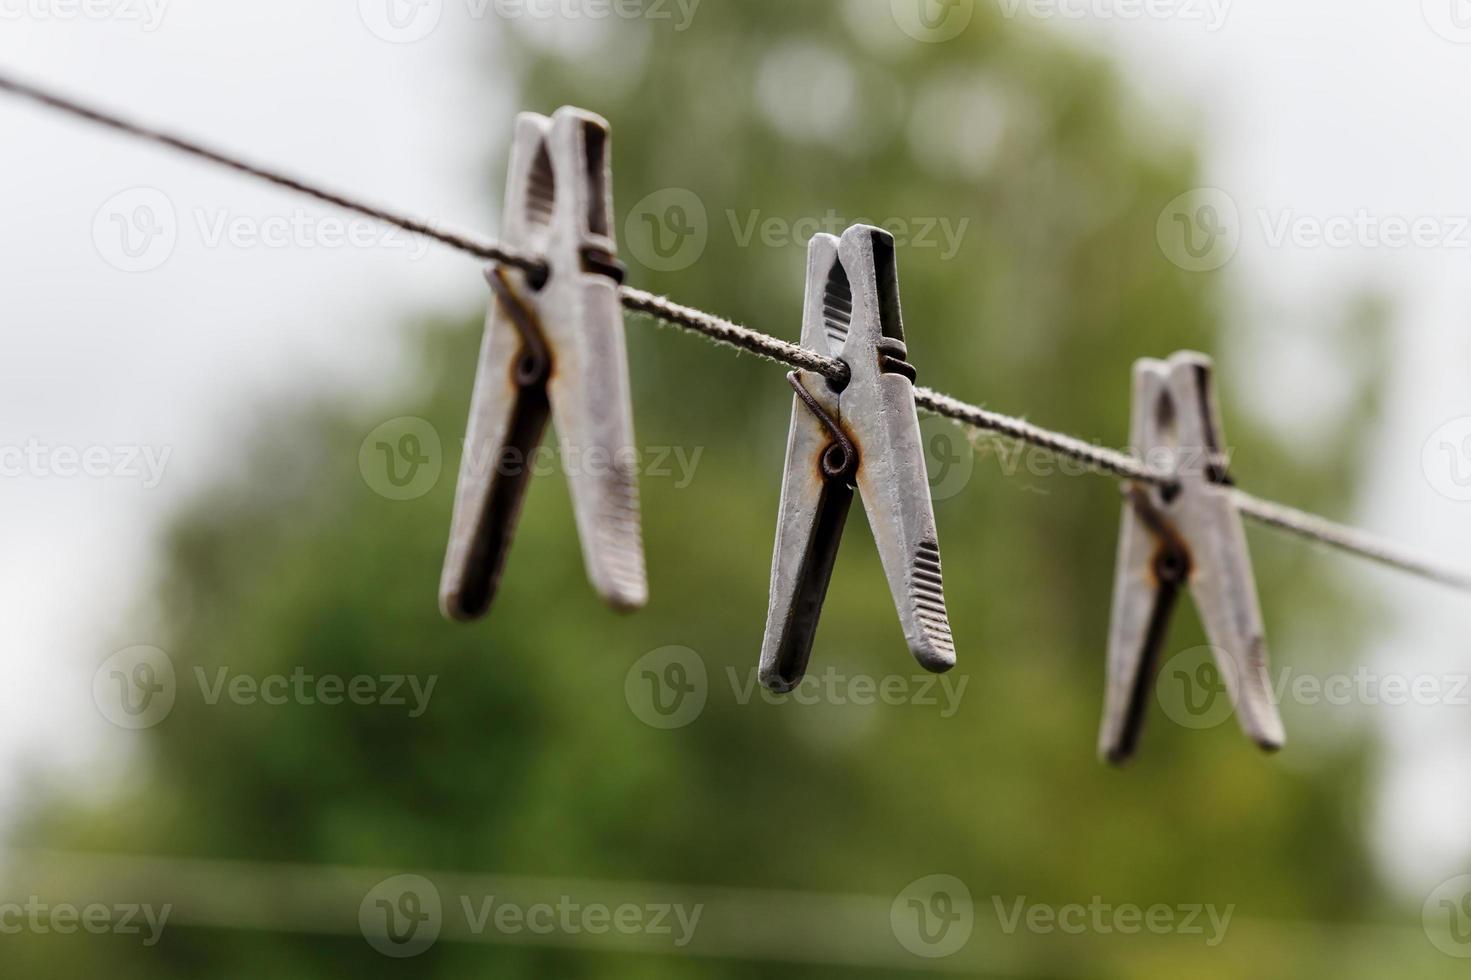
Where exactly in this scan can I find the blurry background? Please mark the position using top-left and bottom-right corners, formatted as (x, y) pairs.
(2, 0), (1470, 975)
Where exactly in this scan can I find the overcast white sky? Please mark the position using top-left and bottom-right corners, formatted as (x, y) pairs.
(0, 0), (506, 826)
(1, 0), (1469, 902)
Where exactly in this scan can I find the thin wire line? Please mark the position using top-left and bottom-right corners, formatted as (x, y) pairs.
(1233, 491), (1471, 591)
(616, 299), (1471, 590)
(620, 286), (848, 381)
(911, 386), (1162, 484)
(9, 849), (1426, 975)
(3, 69), (1467, 592)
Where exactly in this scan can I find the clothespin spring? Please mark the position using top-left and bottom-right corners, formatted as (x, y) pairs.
(1122, 484), (1190, 588)
(786, 372), (857, 484)
(484, 266), (551, 387)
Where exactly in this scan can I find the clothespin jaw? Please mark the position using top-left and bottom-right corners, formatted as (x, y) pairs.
(759, 225), (956, 692)
(440, 107), (646, 623)
(1099, 352), (1284, 764)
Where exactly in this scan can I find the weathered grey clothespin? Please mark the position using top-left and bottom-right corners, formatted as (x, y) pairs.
(1099, 352), (1284, 763)
(440, 107), (646, 621)
(759, 225), (956, 692)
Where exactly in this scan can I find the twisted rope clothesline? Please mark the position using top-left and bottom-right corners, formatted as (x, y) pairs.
(3, 69), (1466, 591)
